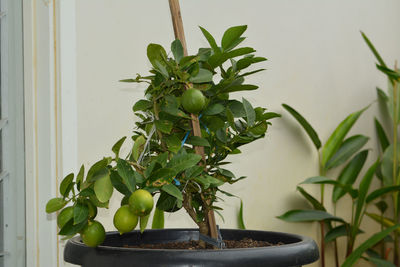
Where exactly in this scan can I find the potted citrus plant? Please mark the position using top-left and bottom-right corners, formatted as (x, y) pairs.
(46, 24), (319, 267)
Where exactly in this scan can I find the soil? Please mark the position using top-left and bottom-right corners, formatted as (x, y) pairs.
(124, 238), (284, 250)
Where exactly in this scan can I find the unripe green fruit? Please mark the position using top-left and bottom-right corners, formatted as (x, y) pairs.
(129, 189), (154, 217)
(181, 88), (206, 114)
(113, 205), (138, 234)
(80, 220), (105, 247)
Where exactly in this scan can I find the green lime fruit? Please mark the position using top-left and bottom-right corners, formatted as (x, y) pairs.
(181, 88), (206, 114)
(57, 206), (74, 229)
(80, 220), (105, 247)
(129, 189), (154, 217)
(113, 205), (139, 234)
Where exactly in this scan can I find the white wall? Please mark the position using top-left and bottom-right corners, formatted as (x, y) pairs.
(24, 0), (400, 267)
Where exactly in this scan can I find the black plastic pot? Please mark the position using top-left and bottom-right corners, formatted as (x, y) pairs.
(64, 228), (319, 267)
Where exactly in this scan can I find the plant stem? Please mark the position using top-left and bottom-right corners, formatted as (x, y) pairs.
(318, 152), (326, 267)
(392, 76), (399, 266)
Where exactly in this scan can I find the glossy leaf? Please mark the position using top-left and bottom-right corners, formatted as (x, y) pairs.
(221, 84), (258, 93)
(374, 118), (389, 152)
(189, 68), (213, 83)
(133, 100), (152, 112)
(60, 173), (74, 197)
(322, 106), (368, 166)
(353, 161), (379, 235)
(381, 145), (400, 186)
(203, 103), (225, 116)
(166, 153), (202, 175)
(116, 159), (136, 193)
(277, 209), (344, 223)
(186, 136), (210, 147)
(199, 26), (219, 53)
(361, 31), (387, 68)
(112, 136), (127, 157)
(140, 214), (150, 233)
(46, 198), (68, 213)
(171, 39), (184, 62)
(325, 135), (369, 169)
(221, 25), (247, 51)
(366, 185), (400, 204)
(297, 186), (325, 211)
(242, 98), (255, 126)
(132, 135), (146, 162)
(73, 202), (89, 225)
(209, 47), (255, 68)
(86, 158), (110, 182)
(58, 219), (87, 236)
(110, 171), (131, 196)
(162, 184), (183, 201)
(332, 150), (368, 203)
(94, 173), (113, 203)
(155, 120), (173, 134)
(76, 165), (84, 191)
(151, 208), (164, 229)
(238, 200), (246, 229)
(342, 225), (400, 267)
(282, 104), (321, 150)
(147, 43), (167, 69)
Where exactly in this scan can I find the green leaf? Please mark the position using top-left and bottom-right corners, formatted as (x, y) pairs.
(325, 225), (347, 243)
(277, 209), (344, 223)
(377, 65), (400, 81)
(189, 68), (213, 83)
(186, 136), (210, 147)
(301, 176), (358, 198)
(147, 43), (167, 69)
(86, 158), (110, 182)
(110, 171), (131, 196)
(94, 173), (113, 203)
(58, 219), (87, 236)
(151, 208), (164, 229)
(332, 150), (368, 203)
(325, 135), (369, 169)
(132, 135), (146, 162)
(155, 120), (173, 134)
(322, 106), (368, 166)
(353, 161), (379, 235)
(46, 198), (68, 213)
(166, 153), (202, 175)
(203, 103), (225, 116)
(366, 213), (400, 234)
(140, 214), (150, 233)
(148, 168), (175, 187)
(366, 185), (400, 204)
(171, 39), (184, 62)
(375, 118), (390, 152)
(342, 225), (400, 267)
(161, 184), (183, 201)
(236, 57), (267, 71)
(361, 31), (387, 68)
(116, 159), (136, 193)
(60, 173), (74, 197)
(112, 136), (127, 157)
(242, 98), (255, 126)
(73, 202), (89, 225)
(221, 84), (258, 93)
(238, 200), (246, 229)
(133, 99), (152, 112)
(282, 104), (321, 150)
(156, 192), (182, 212)
(199, 26), (219, 53)
(161, 105), (191, 119)
(381, 145), (400, 186)
(366, 257), (396, 267)
(165, 135), (181, 153)
(76, 165), (84, 191)
(221, 25), (247, 51)
(209, 47), (256, 68)
(297, 186), (325, 211)
(185, 165), (204, 178)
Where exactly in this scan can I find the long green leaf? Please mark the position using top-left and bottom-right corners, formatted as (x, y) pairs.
(161, 184), (183, 201)
(94, 173), (113, 203)
(353, 161), (379, 235)
(366, 257), (396, 267)
(322, 106), (368, 167)
(46, 198), (68, 213)
(73, 202), (89, 225)
(277, 209), (344, 223)
(199, 26), (219, 53)
(151, 208), (164, 229)
(242, 98), (255, 126)
(166, 153), (202, 175)
(221, 25), (247, 51)
(238, 200), (246, 229)
(366, 185), (400, 204)
(342, 225), (400, 267)
(60, 173), (74, 197)
(325, 135), (369, 169)
(282, 104), (321, 150)
(332, 150), (368, 203)
(381, 145), (399, 186)
(171, 39), (184, 62)
(297, 186), (325, 211)
(361, 32), (387, 68)
(366, 213), (400, 234)
(116, 159), (136, 193)
(374, 118), (390, 152)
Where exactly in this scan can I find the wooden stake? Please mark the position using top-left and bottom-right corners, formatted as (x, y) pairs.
(168, 0), (218, 240)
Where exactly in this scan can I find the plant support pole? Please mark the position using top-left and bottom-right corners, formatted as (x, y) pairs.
(168, 0), (218, 240)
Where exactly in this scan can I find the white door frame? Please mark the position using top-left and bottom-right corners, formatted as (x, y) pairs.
(23, 0), (77, 266)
